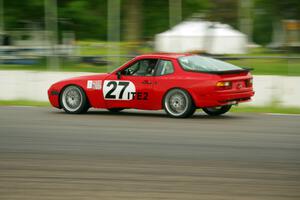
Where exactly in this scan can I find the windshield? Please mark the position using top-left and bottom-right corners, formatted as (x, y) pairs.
(178, 55), (243, 72)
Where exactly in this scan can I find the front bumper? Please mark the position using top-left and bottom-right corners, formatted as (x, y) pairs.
(48, 88), (61, 108)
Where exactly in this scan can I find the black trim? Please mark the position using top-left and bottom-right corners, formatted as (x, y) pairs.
(185, 67), (253, 75)
(152, 59), (161, 76)
(50, 90), (59, 95)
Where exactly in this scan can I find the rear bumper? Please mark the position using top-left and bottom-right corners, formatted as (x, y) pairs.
(197, 90), (255, 107)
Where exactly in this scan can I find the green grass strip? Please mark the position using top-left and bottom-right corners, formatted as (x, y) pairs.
(231, 105), (300, 114)
(0, 100), (50, 107)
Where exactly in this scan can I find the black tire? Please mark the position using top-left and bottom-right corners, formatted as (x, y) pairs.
(108, 108), (124, 113)
(60, 85), (89, 114)
(202, 105), (232, 116)
(163, 89), (196, 118)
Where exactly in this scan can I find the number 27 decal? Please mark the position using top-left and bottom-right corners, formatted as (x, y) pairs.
(103, 80), (136, 100)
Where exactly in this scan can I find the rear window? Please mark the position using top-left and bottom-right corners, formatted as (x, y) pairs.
(178, 55), (242, 72)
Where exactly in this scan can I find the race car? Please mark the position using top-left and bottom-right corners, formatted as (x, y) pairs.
(48, 53), (254, 118)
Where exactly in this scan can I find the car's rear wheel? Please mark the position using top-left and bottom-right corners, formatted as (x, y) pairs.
(108, 108), (124, 113)
(163, 89), (195, 118)
(202, 105), (231, 116)
(60, 85), (89, 114)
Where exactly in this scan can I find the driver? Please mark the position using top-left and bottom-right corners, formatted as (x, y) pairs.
(146, 60), (157, 76)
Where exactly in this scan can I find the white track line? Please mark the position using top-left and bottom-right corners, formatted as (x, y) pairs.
(265, 113), (300, 117)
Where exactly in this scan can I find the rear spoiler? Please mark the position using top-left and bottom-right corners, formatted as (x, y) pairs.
(189, 67), (253, 75)
(207, 67), (253, 75)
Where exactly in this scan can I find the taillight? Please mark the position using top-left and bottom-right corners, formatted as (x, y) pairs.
(246, 78), (253, 87)
(216, 81), (232, 90)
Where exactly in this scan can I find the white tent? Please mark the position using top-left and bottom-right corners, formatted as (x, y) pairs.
(155, 20), (247, 54)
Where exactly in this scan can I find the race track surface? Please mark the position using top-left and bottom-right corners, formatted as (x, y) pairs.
(0, 106), (300, 200)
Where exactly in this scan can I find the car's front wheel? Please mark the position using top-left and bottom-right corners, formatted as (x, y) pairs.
(163, 89), (195, 118)
(60, 85), (89, 114)
(202, 105), (232, 116)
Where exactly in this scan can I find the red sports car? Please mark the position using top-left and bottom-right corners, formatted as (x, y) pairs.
(48, 54), (254, 118)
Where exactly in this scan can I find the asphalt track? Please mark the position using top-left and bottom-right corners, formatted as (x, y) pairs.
(0, 106), (299, 200)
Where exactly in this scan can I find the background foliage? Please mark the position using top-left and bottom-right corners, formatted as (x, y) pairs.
(2, 0), (300, 44)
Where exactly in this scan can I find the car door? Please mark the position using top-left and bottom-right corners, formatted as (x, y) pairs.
(103, 59), (158, 109)
(152, 59), (177, 109)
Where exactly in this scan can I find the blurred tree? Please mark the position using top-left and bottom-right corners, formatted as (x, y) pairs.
(239, 0), (254, 42)
(1, 0), (299, 45)
(142, 0), (210, 39)
(123, 0), (142, 41)
(169, 0), (182, 28)
(58, 0), (107, 39)
(1, 0), (214, 41)
(264, 0), (300, 19)
(4, 0), (44, 30)
(207, 0), (238, 28)
(142, 0), (169, 40)
(182, 0), (211, 19)
(253, 0), (300, 45)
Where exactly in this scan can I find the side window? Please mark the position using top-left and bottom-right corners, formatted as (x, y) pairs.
(122, 59), (158, 76)
(155, 60), (174, 76)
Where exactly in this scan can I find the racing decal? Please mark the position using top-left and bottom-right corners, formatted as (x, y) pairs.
(103, 80), (136, 100)
(87, 80), (102, 90)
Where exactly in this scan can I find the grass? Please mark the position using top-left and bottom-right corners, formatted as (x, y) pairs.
(228, 58), (300, 76)
(0, 100), (300, 114)
(1, 57), (299, 75)
(231, 105), (300, 114)
(77, 41), (152, 56)
(0, 100), (50, 107)
(1, 43), (300, 75)
(0, 61), (113, 73)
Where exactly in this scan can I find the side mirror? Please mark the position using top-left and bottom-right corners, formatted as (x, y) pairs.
(117, 71), (121, 79)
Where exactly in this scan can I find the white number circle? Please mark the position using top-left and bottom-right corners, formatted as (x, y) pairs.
(103, 80), (136, 100)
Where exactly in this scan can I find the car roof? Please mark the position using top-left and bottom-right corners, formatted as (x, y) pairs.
(135, 53), (192, 60)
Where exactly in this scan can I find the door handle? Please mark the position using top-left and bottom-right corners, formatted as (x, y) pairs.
(142, 80), (152, 84)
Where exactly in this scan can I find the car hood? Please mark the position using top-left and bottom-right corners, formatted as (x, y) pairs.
(49, 73), (110, 90)
(60, 73), (109, 82)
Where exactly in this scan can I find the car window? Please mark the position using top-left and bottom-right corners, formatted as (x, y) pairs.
(155, 60), (174, 76)
(178, 55), (242, 72)
(122, 59), (158, 76)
